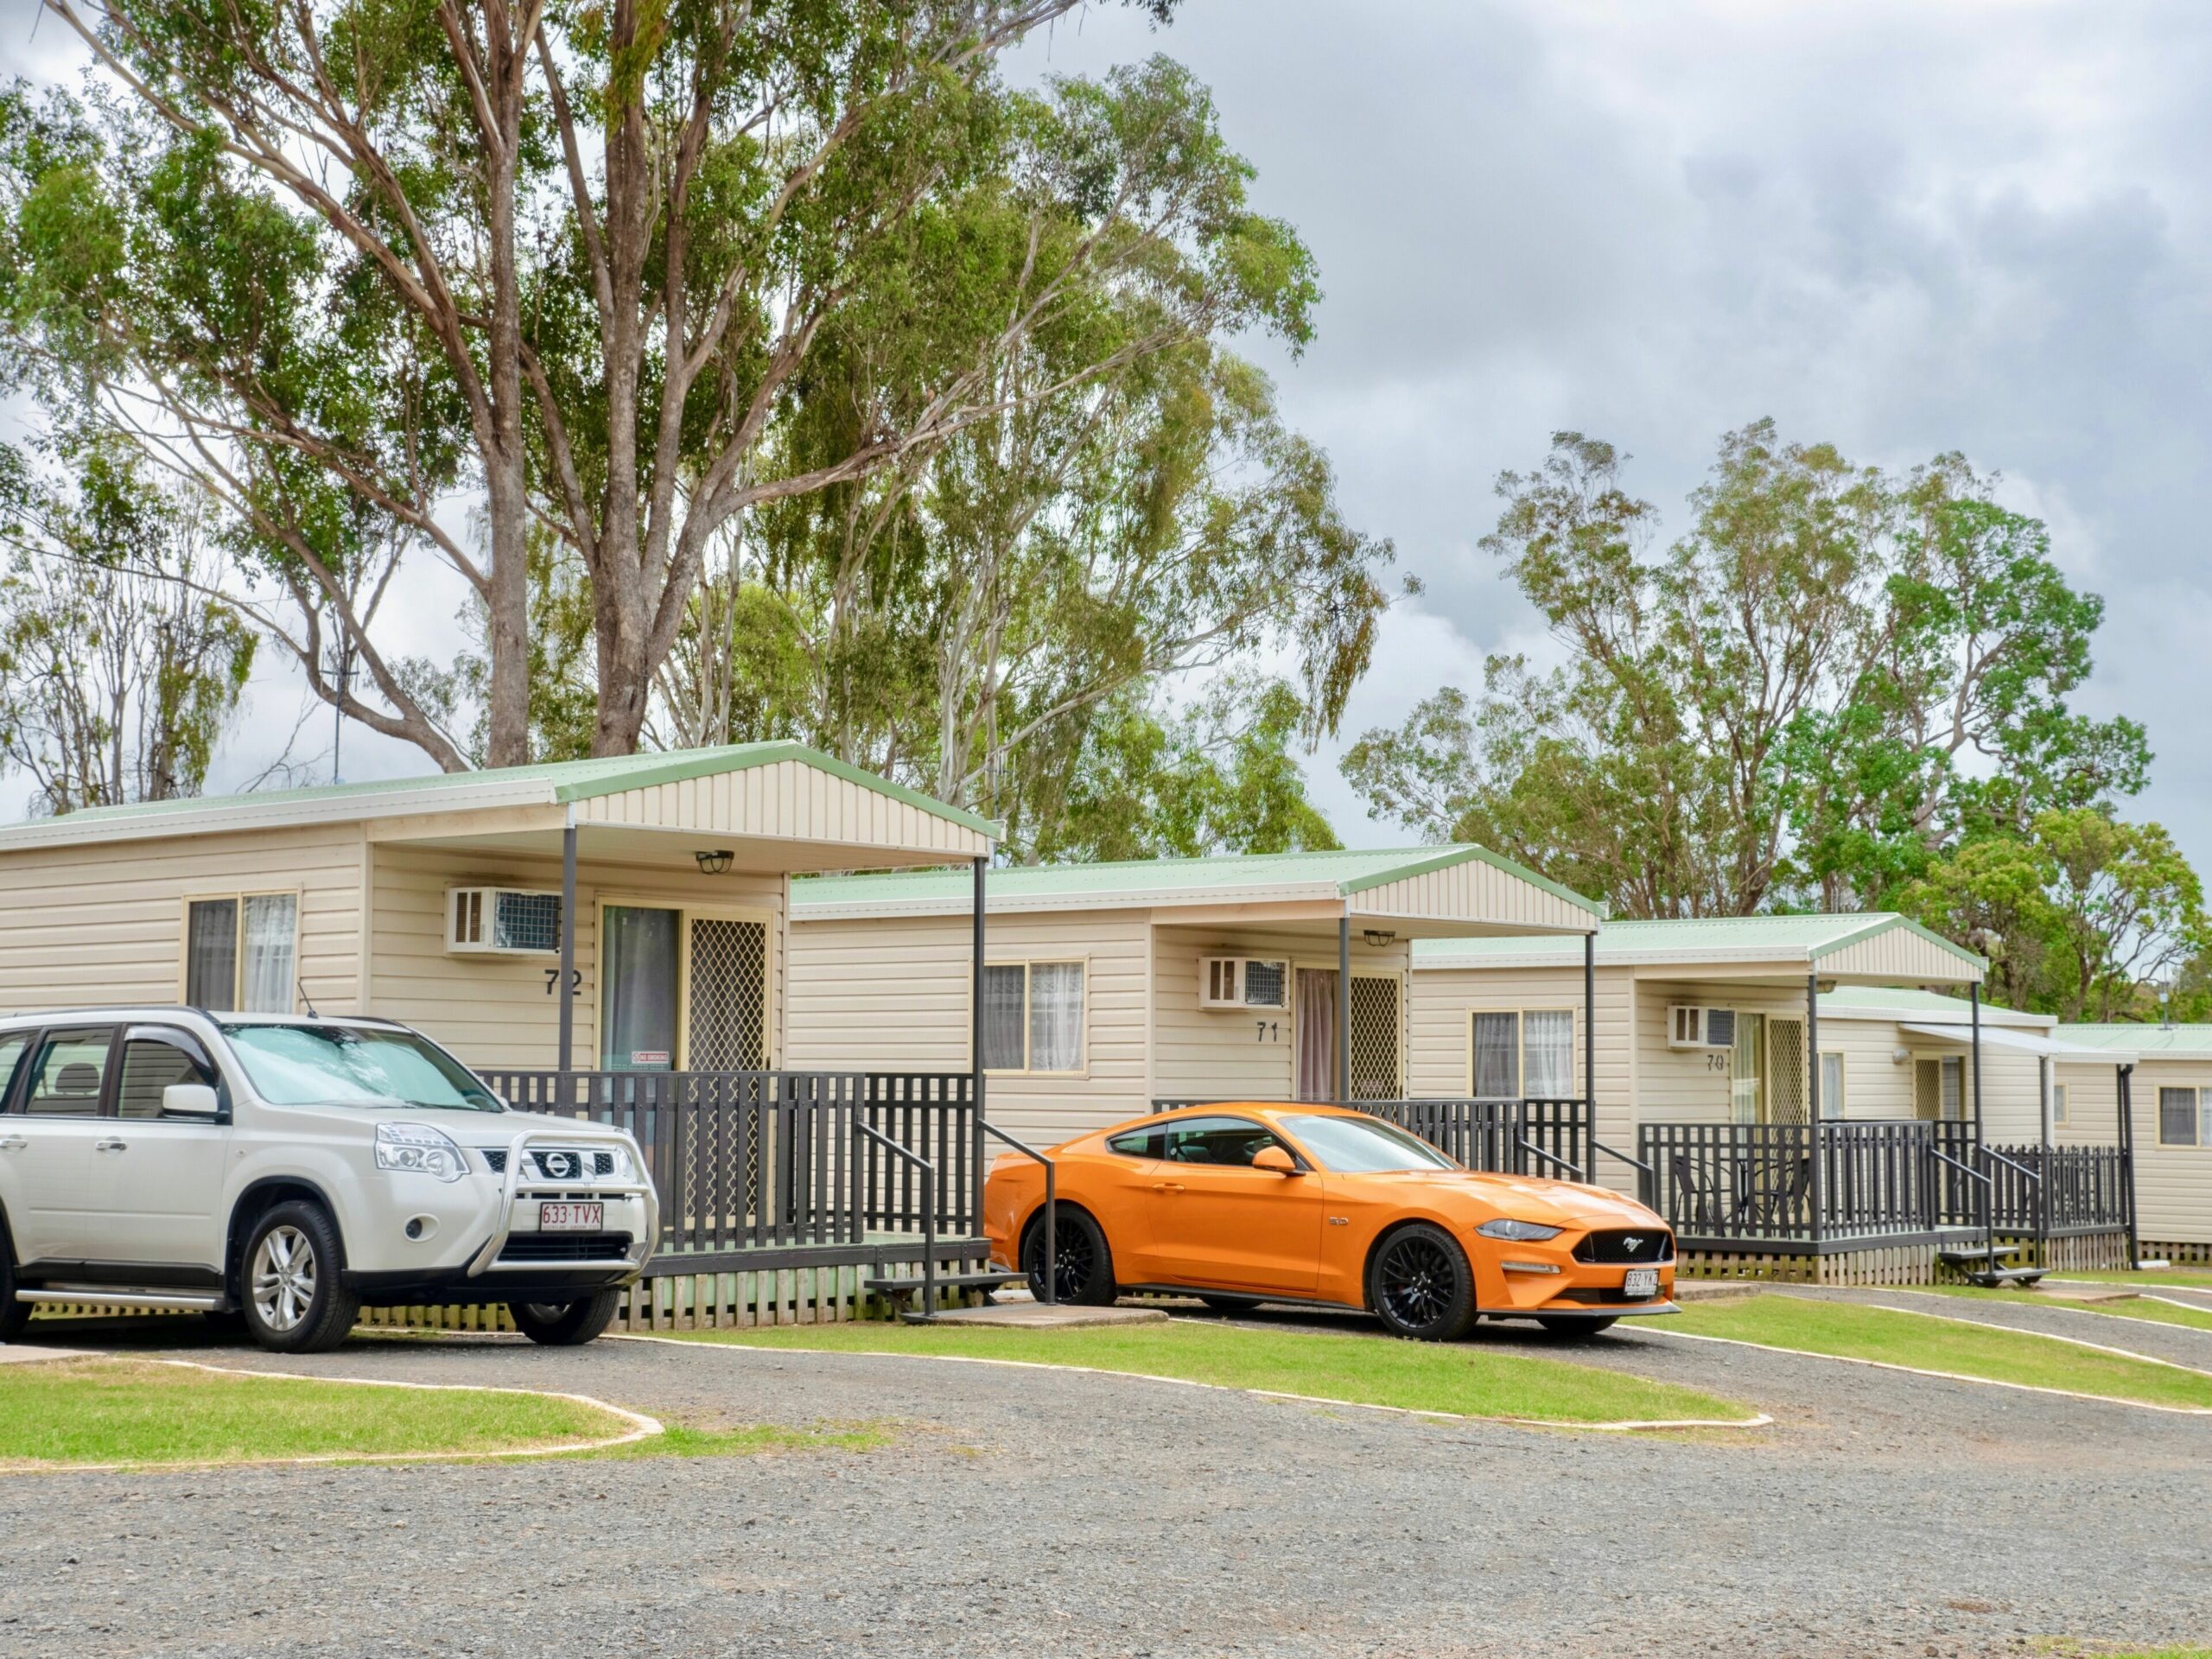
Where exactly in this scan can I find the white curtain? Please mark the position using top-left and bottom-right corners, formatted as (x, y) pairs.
(981, 964), (1027, 1071)
(1027, 963), (1084, 1072)
(1295, 970), (1336, 1101)
(239, 894), (297, 1014)
(1471, 1012), (1519, 1098)
(1522, 1010), (1574, 1097)
(1820, 1052), (1845, 1120)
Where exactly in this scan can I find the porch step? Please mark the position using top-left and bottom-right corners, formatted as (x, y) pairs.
(866, 1269), (1026, 1316)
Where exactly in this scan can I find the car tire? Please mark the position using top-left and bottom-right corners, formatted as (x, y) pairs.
(1020, 1208), (1116, 1306)
(240, 1201), (360, 1355)
(0, 1224), (30, 1344)
(1536, 1315), (1618, 1337)
(1368, 1222), (1478, 1342)
(509, 1289), (623, 1346)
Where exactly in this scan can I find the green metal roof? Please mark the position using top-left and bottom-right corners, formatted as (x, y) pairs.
(794, 843), (1603, 918)
(2056, 1024), (2212, 1058)
(5, 741), (1000, 842)
(1816, 985), (2048, 1027)
(1414, 912), (1983, 973)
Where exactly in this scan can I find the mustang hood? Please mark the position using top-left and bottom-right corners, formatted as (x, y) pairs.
(1377, 1169), (1667, 1229)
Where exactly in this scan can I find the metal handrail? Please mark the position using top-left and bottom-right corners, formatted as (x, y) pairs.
(1516, 1137), (1586, 1181)
(1931, 1146), (1999, 1278)
(1980, 1143), (2047, 1256)
(982, 1121), (1057, 1307)
(855, 1120), (937, 1318)
(1590, 1135), (1656, 1206)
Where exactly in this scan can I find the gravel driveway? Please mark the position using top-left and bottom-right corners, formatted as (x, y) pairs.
(0, 1309), (2203, 1659)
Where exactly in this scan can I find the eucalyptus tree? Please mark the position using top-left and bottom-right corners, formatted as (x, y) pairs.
(5, 0), (1239, 766)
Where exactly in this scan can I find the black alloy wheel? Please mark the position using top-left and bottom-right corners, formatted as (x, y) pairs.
(1021, 1209), (1116, 1306)
(1368, 1222), (1477, 1342)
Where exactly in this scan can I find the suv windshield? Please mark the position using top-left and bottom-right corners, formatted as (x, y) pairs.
(222, 1024), (505, 1112)
(1282, 1114), (1458, 1173)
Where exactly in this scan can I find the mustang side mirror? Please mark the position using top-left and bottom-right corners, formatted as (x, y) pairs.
(162, 1083), (221, 1120)
(1251, 1146), (1301, 1176)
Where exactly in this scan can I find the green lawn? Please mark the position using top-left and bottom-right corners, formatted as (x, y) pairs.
(1912, 1283), (2212, 1335)
(0, 1357), (637, 1468)
(2044, 1267), (2212, 1293)
(666, 1319), (1761, 1427)
(1668, 1295), (2212, 1410)
(577, 1420), (892, 1460)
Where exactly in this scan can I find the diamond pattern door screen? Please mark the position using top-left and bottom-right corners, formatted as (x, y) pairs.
(687, 918), (768, 1070)
(1349, 976), (1402, 1100)
(1766, 1017), (1807, 1125)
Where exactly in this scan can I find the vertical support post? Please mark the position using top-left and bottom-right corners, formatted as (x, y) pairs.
(1972, 981), (1992, 1275)
(1806, 973), (1823, 1270)
(1337, 916), (1352, 1106)
(557, 817), (578, 1086)
(2037, 1055), (2054, 1264)
(970, 855), (988, 1253)
(1583, 931), (1597, 1180)
(2119, 1062), (2139, 1268)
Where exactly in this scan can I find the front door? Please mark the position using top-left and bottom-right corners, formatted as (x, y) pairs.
(1142, 1116), (1323, 1293)
(93, 1027), (231, 1273)
(2, 1027), (118, 1264)
(601, 906), (769, 1071)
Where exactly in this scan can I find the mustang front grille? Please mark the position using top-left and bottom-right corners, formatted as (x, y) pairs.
(1573, 1228), (1675, 1265)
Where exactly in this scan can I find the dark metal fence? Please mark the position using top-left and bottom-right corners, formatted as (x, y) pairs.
(484, 1069), (979, 1271)
(1150, 1096), (1592, 1180)
(1637, 1116), (2133, 1250)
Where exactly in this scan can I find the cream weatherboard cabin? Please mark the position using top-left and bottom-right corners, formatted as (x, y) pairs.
(0, 744), (1020, 1325)
(2053, 1026), (2211, 1259)
(785, 846), (1605, 1155)
(1409, 916), (2142, 1281)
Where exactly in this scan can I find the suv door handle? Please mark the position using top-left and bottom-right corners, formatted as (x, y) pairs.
(94, 1138), (128, 1153)
(0, 1135), (23, 1151)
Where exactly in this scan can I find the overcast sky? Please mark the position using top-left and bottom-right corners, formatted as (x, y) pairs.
(8, 3), (2210, 870)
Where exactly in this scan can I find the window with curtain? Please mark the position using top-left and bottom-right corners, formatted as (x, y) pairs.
(2159, 1086), (2203, 1147)
(2051, 1083), (2069, 1127)
(1471, 1012), (1519, 1098)
(1522, 1011), (1574, 1097)
(981, 963), (1084, 1073)
(186, 894), (296, 1013)
(1820, 1052), (1844, 1120)
(1940, 1055), (1964, 1121)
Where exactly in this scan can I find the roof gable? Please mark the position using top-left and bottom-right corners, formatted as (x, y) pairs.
(1414, 912), (1984, 979)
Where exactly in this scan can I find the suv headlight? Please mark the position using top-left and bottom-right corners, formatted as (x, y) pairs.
(1478, 1217), (1562, 1243)
(375, 1122), (467, 1183)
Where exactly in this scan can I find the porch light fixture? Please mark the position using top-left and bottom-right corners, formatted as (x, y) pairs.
(694, 849), (735, 877)
(1362, 929), (1396, 948)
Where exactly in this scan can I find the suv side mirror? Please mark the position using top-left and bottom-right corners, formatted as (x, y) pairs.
(1251, 1145), (1301, 1176)
(162, 1083), (221, 1120)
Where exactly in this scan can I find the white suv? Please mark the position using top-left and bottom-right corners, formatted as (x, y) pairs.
(0, 1010), (658, 1352)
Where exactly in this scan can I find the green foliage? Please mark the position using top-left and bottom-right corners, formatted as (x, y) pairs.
(1344, 423), (2153, 930)
(0, 431), (255, 813)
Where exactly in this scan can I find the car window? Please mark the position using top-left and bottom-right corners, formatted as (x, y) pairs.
(23, 1028), (116, 1116)
(1105, 1127), (1163, 1160)
(222, 1023), (505, 1111)
(116, 1031), (221, 1121)
(1281, 1114), (1458, 1173)
(0, 1033), (28, 1110)
(1159, 1116), (1287, 1168)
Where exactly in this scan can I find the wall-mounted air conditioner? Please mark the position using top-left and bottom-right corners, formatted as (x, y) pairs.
(1668, 1004), (1738, 1051)
(1199, 956), (1290, 1011)
(447, 887), (563, 957)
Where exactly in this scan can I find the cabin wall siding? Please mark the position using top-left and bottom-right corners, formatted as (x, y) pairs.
(367, 843), (785, 1071)
(0, 824), (365, 1015)
(2057, 1056), (2212, 1244)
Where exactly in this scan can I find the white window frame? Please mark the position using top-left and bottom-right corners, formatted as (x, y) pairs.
(2156, 1083), (2211, 1149)
(1466, 1007), (1579, 1100)
(1819, 1049), (1846, 1121)
(2051, 1080), (2069, 1128)
(979, 957), (1089, 1077)
(178, 890), (302, 1014)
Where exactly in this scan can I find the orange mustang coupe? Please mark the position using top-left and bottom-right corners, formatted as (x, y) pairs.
(984, 1103), (1676, 1341)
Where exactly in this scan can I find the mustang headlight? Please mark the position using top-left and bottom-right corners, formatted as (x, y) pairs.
(1477, 1217), (1563, 1243)
(375, 1121), (467, 1184)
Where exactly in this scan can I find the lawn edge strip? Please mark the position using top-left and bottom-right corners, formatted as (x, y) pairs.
(1855, 1286), (2212, 1338)
(1644, 1327), (2212, 1414)
(2049, 1275), (2212, 1297)
(0, 1355), (664, 1472)
(615, 1332), (1770, 1433)
(1831, 1297), (2212, 1377)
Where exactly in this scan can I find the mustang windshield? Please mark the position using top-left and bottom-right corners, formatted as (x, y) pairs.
(1283, 1114), (1458, 1173)
(223, 1024), (505, 1112)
